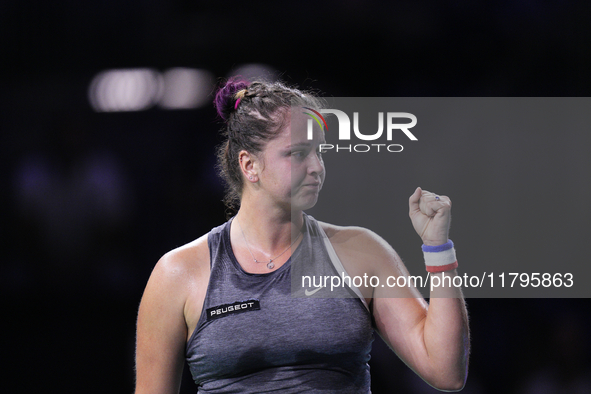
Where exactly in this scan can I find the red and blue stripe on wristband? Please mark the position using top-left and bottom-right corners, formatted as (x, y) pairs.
(422, 240), (458, 273)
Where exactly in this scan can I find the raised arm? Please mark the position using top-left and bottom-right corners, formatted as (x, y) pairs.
(371, 187), (469, 391)
(135, 253), (191, 394)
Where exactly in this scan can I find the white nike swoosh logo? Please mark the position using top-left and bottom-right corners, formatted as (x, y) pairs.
(305, 287), (323, 296)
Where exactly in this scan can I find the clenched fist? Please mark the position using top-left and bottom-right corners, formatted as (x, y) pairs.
(409, 187), (452, 246)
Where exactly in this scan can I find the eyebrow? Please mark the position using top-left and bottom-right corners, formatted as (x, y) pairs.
(286, 140), (327, 149)
(287, 142), (313, 149)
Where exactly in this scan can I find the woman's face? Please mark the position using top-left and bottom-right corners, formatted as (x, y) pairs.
(257, 110), (326, 212)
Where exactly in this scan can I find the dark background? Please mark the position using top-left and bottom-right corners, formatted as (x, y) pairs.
(2, 1), (591, 393)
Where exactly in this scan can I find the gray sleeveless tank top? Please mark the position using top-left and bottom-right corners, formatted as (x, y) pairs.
(185, 213), (374, 393)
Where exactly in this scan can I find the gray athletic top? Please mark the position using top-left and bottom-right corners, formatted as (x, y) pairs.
(185, 213), (374, 393)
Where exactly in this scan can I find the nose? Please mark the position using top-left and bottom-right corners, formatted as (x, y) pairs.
(308, 152), (324, 177)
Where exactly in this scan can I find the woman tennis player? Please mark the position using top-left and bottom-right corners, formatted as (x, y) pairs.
(135, 78), (470, 393)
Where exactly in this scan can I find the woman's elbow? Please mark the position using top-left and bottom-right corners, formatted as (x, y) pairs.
(430, 373), (467, 392)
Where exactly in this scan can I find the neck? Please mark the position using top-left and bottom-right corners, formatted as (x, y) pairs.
(233, 193), (304, 255)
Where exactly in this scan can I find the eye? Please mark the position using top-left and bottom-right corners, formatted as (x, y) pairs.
(291, 150), (305, 159)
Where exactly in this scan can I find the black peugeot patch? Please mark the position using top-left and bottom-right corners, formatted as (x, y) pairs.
(206, 299), (261, 321)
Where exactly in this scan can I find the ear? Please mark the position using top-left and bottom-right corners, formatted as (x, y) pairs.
(238, 150), (259, 183)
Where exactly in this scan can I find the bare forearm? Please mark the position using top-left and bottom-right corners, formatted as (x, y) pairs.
(422, 269), (470, 390)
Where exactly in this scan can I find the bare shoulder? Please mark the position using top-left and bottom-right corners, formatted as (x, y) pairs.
(141, 233), (211, 311)
(318, 221), (406, 276)
(155, 234), (210, 282)
(138, 233), (211, 341)
(319, 221), (396, 255)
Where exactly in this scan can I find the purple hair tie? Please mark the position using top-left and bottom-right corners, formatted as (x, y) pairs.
(234, 98), (242, 110)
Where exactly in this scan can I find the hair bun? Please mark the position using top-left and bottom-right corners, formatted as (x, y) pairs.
(214, 77), (251, 121)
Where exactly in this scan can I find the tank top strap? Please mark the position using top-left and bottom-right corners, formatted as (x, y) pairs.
(302, 215), (369, 312)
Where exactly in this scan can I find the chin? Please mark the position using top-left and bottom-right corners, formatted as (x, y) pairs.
(291, 194), (320, 212)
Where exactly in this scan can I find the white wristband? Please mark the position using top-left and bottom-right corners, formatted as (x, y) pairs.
(422, 240), (458, 273)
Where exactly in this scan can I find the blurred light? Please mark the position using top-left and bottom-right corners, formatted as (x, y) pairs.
(227, 63), (279, 82)
(89, 68), (216, 112)
(158, 68), (215, 110)
(88, 69), (163, 112)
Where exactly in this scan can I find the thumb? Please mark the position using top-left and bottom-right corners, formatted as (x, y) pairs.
(409, 187), (422, 214)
